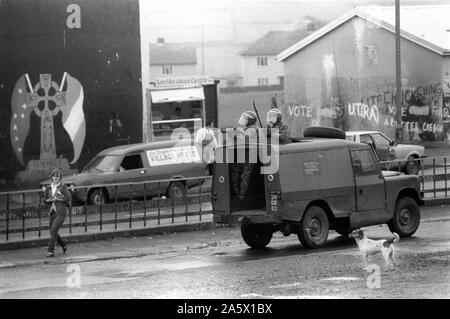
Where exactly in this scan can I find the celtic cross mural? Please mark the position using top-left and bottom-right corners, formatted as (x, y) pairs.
(10, 72), (86, 166)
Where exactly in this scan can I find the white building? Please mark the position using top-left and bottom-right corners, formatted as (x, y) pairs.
(240, 29), (311, 87)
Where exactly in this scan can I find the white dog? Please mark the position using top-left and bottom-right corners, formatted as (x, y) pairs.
(349, 229), (400, 271)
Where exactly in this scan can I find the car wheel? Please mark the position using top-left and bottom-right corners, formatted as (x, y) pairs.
(388, 196), (420, 237)
(241, 223), (273, 249)
(88, 188), (106, 206)
(404, 156), (420, 175)
(167, 181), (186, 200)
(298, 206), (330, 248)
(303, 126), (346, 140)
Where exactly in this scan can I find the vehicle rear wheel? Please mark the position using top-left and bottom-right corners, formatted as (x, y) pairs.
(404, 156), (420, 175)
(241, 223), (273, 249)
(298, 206), (329, 248)
(166, 181), (187, 200)
(88, 188), (106, 206)
(388, 196), (420, 237)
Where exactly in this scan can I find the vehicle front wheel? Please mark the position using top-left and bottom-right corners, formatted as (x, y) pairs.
(241, 223), (273, 249)
(404, 156), (420, 175)
(166, 181), (187, 200)
(88, 188), (107, 206)
(298, 206), (329, 248)
(388, 196), (420, 237)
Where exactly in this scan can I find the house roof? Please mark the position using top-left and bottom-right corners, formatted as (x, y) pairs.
(240, 29), (312, 56)
(277, 5), (450, 61)
(150, 43), (197, 65)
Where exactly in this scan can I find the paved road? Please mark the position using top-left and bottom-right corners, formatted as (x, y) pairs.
(0, 206), (449, 299)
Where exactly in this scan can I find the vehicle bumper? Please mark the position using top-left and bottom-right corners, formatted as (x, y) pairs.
(213, 210), (282, 224)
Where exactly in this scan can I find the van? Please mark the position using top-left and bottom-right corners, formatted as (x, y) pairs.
(42, 139), (206, 205)
(212, 127), (422, 249)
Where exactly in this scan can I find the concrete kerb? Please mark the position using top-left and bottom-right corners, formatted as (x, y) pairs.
(0, 220), (220, 252)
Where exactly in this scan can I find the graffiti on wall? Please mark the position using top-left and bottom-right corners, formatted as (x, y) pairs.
(10, 72), (86, 166)
(346, 82), (445, 141)
(287, 102), (344, 128)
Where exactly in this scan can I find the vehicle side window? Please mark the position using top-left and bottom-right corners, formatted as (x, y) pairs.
(120, 154), (143, 170)
(350, 149), (378, 175)
(371, 133), (390, 148)
(359, 134), (373, 144)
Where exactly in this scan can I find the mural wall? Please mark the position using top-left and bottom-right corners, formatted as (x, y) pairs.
(282, 16), (448, 141)
(0, 0), (142, 186)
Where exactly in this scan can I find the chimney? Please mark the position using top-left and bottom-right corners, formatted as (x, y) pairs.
(157, 37), (165, 45)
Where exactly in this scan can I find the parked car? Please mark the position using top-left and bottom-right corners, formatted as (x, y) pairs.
(345, 131), (426, 175)
(212, 127), (422, 249)
(41, 140), (207, 205)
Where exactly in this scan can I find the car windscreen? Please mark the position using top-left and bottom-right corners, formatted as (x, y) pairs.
(82, 155), (120, 173)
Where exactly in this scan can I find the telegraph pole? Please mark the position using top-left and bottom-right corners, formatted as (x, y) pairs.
(395, 0), (403, 142)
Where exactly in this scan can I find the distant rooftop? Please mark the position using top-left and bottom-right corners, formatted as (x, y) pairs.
(240, 29), (312, 56)
(150, 42), (197, 65)
(278, 5), (450, 61)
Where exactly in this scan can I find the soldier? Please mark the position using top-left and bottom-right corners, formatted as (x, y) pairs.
(232, 111), (258, 202)
(266, 108), (291, 144)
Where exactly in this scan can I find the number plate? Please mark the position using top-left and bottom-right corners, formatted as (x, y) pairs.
(270, 192), (280, 212)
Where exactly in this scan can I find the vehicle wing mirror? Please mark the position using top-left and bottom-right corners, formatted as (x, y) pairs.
(389, 140), (395, 146)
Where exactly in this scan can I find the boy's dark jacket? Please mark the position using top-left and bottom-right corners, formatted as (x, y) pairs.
(44, 183), (71, 215)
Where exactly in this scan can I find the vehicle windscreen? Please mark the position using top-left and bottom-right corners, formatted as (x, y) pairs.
(82, 155), (120, 173)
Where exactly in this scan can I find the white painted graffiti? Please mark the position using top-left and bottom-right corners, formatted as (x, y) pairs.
(348, 103), (379, 124)
(408, 105), (429, 116)
(288, 104), (312, 118)
(287, 104), (341, 119)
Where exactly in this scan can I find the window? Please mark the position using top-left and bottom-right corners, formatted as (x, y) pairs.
(120, 154), (143, 171)
(257, 57), (268, 66)
(257, 78), (269, 86)
(162, 65), (173, 75)
(350, 149), (378, 175)
(371, 133), (391, 148)
(360, 134), (373, 144)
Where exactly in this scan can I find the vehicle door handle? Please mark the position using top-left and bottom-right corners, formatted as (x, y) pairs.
(140, 170), (145, 174)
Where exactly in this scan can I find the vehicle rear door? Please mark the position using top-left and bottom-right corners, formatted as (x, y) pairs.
(211, 146), (231, 223)
(349, 146), (388, 225)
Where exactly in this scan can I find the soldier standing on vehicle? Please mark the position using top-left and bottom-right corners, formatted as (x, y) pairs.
(232, 111), (258, 202)
(266, 108), (291, 144)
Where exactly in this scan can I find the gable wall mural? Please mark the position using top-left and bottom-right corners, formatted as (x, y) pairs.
(0, 0), (142, 187)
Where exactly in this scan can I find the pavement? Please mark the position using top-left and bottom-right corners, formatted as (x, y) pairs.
(0, 204), (449, 270)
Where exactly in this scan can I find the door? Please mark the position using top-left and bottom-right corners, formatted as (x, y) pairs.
(350, 148), (388, 226)
(211, 162), (231, 224)
(370, 133), (391, 161)
(114, 153), (147, 199)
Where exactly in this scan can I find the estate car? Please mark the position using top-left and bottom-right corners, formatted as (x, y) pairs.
(41, 140), (206, 205)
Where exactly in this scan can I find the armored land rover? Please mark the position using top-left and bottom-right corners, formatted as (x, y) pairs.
(212, 127), (422, 249)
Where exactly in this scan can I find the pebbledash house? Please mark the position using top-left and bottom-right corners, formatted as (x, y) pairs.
(277, 5), (450, 142)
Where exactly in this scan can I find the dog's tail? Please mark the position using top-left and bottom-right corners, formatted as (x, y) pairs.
(392, 232), (400, 243)
(383, 232), (400, 248)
